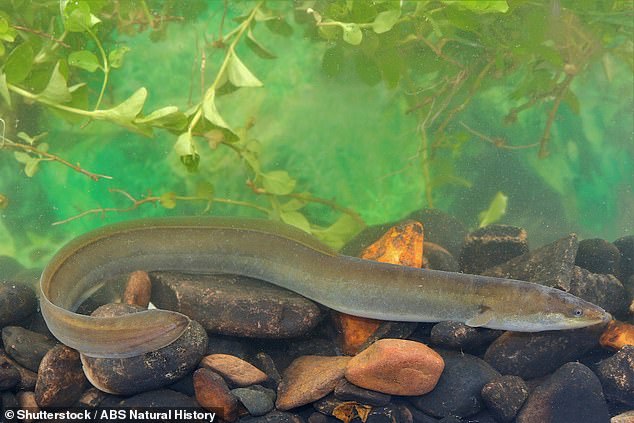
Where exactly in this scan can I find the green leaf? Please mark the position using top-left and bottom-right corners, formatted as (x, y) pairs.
(174, 132), (195, 156)
(96, 87), (147, 125)
(13, 151), (31, 164)
(24, 158), (40, 177)
(62, 0), (101, 32)
(202, 90), (238, 141)
(342, 23), (362, 45)
(0, 72), (11, 106)
(134, 106), (187, 130)
(281, 198), (307, 212)
(312, 214), (365, 251)
(37, 62), (71, 103)
(227, 53), (263, 87)
(0, 16), (16, 43)
(442, 1), (509, 14)
(261, 170), (296, 195)
(245, 29), (276, 59)
(68, 50), (100, 72)
(265, 17), (293, 37)
(195, 181), (215, 200)
(4, 42), (34, 84)
(159, 192), (176, 209)
(109, 46), (130, 68)
(280, 211), (311, 233)
(372, 10), (400, 34)
(478, 191), (508, 228)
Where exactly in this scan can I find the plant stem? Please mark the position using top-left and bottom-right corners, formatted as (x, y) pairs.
(85, 26), (110, 111)
(1, 137), (112, 181)
(187, 1), (263, 135)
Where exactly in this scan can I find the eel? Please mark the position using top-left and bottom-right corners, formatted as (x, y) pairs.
(39, 217), (611, 358)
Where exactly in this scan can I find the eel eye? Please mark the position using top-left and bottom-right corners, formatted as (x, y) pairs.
(573, 308), (583, 317)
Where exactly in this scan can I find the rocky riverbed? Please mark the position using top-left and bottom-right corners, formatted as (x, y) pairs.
(1, 209), (633, 423)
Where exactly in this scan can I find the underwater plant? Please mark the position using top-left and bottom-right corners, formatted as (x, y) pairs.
(0, 0), (632, 265)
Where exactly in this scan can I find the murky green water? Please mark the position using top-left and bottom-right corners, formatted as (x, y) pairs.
(1, 1), (632, 269)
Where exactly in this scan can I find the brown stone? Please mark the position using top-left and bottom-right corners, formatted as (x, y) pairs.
(194, 368), (239, 422)
(35, 345), (87, 407)
(344, 339), (444, 396)
(600, 320), (634, 350)
(0, 348), (37, 390)
(276, 355), (351, 410)
(16, 391), (39, 422)
(200, 354), (268, 387)
(123, 270), (151, 308)
(81, 303), (207, 395)
(336, 221), (424, 355)
(150, 271), (322, 338)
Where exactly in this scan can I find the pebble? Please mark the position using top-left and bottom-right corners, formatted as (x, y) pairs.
(0, 349), (37, 390)
(333, 379), (391, 406)
(343, 209), (467, 259)
(601, 320), (634, 350)
(430, 321), (502, 354)
(576, 238), (621, 275)
(0, 256), (24, 279)
(407, 208), (468, 259)
(253, 352), (282, 385)
(0, 281), (37, 328)
(118, 388), (200, 408)
(460, 225), (529, 274)
(150, 271), (323, 338)
(484, 324), (603, 379)
(80, 303), (207, 395)
(35, 345), (87, 407)
(483, 234), (578, 291)
(231, 385), (276, 416)
(614, 236), (634, 282)
(611, 411), (634, 423)
(569, 266), (630, 316)
(194, 368), (240, 422)
(366, 404), (414, 423)
(122, 270), (151, 308)
(206, 335), (250, 359)
(307, 412), (340, 423)
(0, 357), (20, 390)
(200, 354), (268, 387)
(410, 351), (500, 418)
(16, 391), (39, 418)
(78, 387), (110, 408)
(596, 345), (634, 406)
(1, 391), (19, 410)
(345, 339), (444, 396)
(1, 326), (57, 372)
(516, 362), (610, 423)
(481, 375), (529, 423)
(424, 242), (459, 272)
(276, 355), (350, 410)
(239, 410), (304, 423)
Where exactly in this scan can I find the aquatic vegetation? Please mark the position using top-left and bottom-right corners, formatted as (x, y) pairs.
(0, 1), (632, 265)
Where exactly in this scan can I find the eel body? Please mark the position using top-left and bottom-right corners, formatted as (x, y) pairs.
(39, 217), (610, 358)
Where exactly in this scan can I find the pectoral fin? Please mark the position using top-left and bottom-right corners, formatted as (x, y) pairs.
(466, 306), (494, 328)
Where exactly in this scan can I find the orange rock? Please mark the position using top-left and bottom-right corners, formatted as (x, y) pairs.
(600, 320), (634, 350)
(200, 354), (268, 387)
(344, 338), (444, 396)
(193, 368), (239, 422)
(276, 355), (351, 410)
(123, 270), (151, 308)
(335, 221), (425, 355)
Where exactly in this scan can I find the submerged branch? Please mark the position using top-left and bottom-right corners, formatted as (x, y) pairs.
(52, 188), (269, 226)
(1, 137), (113, 181)
(459, 122), (539, 150)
